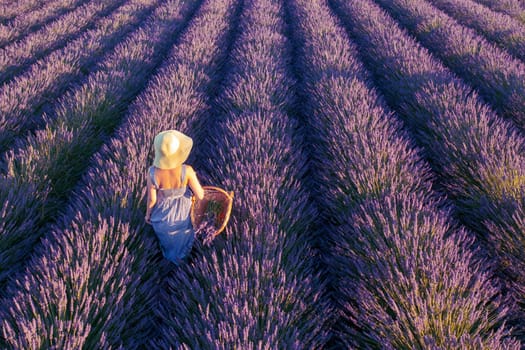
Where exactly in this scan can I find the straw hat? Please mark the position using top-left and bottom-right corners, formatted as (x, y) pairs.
(153, 130), (193, 169)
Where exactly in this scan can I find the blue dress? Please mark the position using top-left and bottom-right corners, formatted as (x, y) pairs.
(149, 164), (195, 265)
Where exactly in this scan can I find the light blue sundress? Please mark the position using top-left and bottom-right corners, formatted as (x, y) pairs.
(149, 164), (195, 265)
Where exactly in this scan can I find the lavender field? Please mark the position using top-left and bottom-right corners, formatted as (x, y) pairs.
(1, 0), (524, 348)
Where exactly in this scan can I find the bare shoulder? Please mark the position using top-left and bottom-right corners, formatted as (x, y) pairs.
(185, 165), (197, 176)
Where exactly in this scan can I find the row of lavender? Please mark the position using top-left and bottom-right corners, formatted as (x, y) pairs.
(0, 0), (90, 47)
(471, 0), (525, 22)
(0, 0), (159, 152)
(150, 0), (330, 347)
(0, 0), (49, 23)
(287, 0), (518, 347)
(371, 0), (525, 133)
(426, 0), (525, 63)
(0, 0), (127, 84)
(330, 0), (525, 342)
(0, 0), (170, 294)
(0, 0), (242, 347)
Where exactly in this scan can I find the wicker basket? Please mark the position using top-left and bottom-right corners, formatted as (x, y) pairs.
(191, 186), (234, 236)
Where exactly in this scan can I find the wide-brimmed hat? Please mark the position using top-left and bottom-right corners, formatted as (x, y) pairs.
(153, 130), (193, 169)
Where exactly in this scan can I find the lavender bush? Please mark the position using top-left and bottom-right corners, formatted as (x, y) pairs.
(0, 0), (160, 152)
(0, 0), (195, 306)
(2, 217), (141, 349)
(287, 0), (518, 347)
(0, 0), (90, 48)
(332, 0), (525, 341)
(0, 180), (45, 294)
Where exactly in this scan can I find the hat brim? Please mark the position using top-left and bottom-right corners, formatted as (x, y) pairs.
(153, 130), (193, 169)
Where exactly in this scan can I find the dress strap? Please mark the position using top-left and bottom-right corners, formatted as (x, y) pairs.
(181, 164), (186, 184)
(149, 166), (159, 189)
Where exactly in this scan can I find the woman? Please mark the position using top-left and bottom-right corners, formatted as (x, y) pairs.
(145, 130), (204, 265)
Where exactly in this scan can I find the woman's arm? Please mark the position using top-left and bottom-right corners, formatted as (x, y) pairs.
(145, 171), (157, 223)
(187, 165), (204, 200)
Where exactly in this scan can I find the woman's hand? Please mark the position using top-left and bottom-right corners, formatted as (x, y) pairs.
(145, 213), (151, 224)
